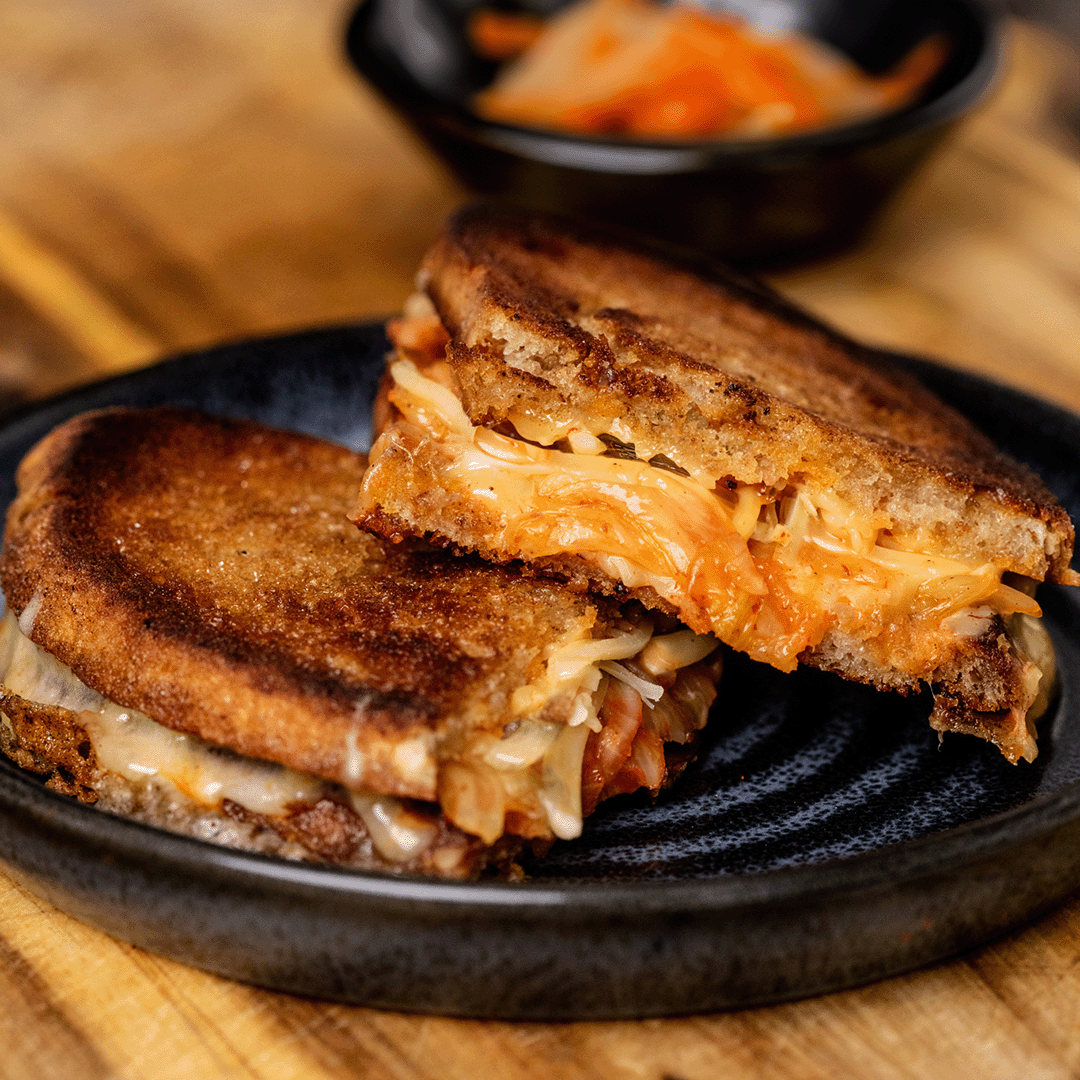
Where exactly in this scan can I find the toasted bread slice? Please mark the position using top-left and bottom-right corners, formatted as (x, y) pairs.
(354, 204), (1074, 763)
(424, 204), (1074, 580)
(1, 408), (722, 877)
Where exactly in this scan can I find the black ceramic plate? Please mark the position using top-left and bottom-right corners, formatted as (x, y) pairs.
(1, 323), (1080, 1019)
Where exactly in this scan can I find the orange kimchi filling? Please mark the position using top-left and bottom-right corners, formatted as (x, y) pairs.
(375, 331), (1040, 685)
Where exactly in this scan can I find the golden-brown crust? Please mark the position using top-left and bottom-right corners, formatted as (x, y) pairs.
(1, 408), (616, 800)
(805, 618), (1039, 763)
(0, 691), (98, 800)
(422, 203), (1074, 581)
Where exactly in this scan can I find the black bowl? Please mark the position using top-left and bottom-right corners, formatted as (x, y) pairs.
(344, 0), (1000, 267)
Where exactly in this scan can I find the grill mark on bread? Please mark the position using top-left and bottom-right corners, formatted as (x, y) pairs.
(21, 501), (448, 734)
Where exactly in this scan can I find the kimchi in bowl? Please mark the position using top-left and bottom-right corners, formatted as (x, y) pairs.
(345, 0), (1000, 266)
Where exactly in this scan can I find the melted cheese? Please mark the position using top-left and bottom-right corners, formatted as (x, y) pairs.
(0, 610), (331, 814)
(0, 611), (449, 862)
(385, 358), (1041, 677)
(512, 617), (655, 726)
(0, 604), (714, 847)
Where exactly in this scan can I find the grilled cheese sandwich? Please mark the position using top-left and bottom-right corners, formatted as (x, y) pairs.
(354, 205), (1076, 763)
(0, 407), (722, 876)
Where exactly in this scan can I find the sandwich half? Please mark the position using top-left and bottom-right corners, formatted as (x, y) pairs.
(354, 204), (1076, 765)
(0, 407), (722, 878)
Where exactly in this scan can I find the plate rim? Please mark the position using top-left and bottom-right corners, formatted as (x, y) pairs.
(4, 742), (1080, 914)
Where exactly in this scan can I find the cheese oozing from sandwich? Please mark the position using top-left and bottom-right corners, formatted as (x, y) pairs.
(360, 323), (1052, 762)
(0, 604), (720, 857)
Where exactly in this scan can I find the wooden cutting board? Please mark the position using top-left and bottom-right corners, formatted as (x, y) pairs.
(0, 4), (1078, 1078)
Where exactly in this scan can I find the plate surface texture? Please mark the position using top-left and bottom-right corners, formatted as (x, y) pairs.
(1, 324), (1079, 1018)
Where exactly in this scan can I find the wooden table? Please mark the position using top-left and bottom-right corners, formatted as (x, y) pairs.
(1, 4), (1079, 1077)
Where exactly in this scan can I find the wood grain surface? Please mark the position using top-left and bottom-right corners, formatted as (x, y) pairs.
(0, 3), (1079, 1078)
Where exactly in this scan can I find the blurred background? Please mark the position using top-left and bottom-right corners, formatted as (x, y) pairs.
(0, 0), (1076, 408)
(0, 3), (1079, 1075)
(998, 0), (1078, 41)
